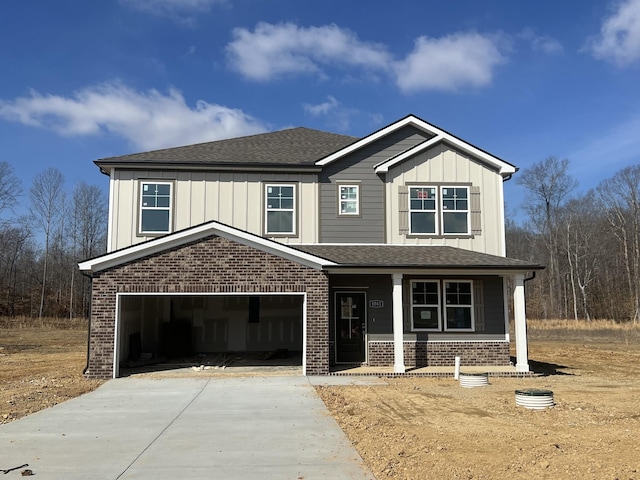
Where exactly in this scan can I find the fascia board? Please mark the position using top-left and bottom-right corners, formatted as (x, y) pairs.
(374, 135), (443, 173)
(324, 267), (541, 275)
(318, 115), (516, 176)
(315, 116), (420, 166)
(78, 222), (335, 273)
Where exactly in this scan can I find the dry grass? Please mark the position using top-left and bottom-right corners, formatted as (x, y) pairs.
(526, 318), (639, 331)
(0, 315), (88, 329)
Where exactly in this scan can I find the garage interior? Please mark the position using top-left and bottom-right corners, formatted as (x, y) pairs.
(116, 294), (304, 375)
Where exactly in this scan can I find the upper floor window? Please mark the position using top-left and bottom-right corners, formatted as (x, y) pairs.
(409, 186), (469, 235)
(338, 185), (360, 215)
(265, 184), (295, 235)
(140, 182), (172, 234)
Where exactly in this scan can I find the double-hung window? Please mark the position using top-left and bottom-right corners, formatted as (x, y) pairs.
(444, 281), (474, 331)
(338, 184), (360, 215)
(140, 181), (172, 234)
(409, 186), (470, 235)
(411, 279), (474, 331)
(411, 281), (441, 330)
(265, 184), (295, 235)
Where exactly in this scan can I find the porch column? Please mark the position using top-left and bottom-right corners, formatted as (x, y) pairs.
(513, 273), (529, 372)
(392, 273), (405, 373)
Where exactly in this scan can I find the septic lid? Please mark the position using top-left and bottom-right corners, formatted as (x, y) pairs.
(515, 389), (553, 396)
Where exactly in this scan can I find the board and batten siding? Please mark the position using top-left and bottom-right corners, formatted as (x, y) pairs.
(385, 143), (506, 256)
(319, 125), (432, 243)
(109, 170), (319, 251)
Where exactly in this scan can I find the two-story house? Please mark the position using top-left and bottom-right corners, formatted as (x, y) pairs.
(79, 114), (542, 379)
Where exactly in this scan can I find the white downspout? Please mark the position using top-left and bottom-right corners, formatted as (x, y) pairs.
(392, 273), (405, 373)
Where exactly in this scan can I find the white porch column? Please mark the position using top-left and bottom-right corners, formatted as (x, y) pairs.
(513, 273), (529, 372)
(392, 273), (405, 373)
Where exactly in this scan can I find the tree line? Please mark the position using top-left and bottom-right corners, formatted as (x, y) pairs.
(0, 162), (106, 318)
(1, 157), (639, 323)
(508, 157), (640, 323)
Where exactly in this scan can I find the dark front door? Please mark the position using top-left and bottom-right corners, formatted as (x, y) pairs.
(335, 292), (366, 363)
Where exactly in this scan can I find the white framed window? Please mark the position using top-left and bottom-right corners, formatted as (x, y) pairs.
(410, 279), (475, 332)
(411, 280), (441, 330)
(408, 186), (470, 235)
(338, 184), (360, 215)
(409, 186), (437, 234)
(444, 280), (474, 331)
(265, 184), (295, 235)
(441, 187), (470, 234)
(139, 181), (172, 234)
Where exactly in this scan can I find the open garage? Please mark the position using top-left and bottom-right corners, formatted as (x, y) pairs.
(116, 293), (305, 375)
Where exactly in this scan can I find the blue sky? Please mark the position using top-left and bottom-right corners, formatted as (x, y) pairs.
(1, 0), (640, 220)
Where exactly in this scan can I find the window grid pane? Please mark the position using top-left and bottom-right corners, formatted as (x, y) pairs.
(140, 182), (171, 233)
(339, 185), (359, 215)
(266, 184), (295, 234)
(409, 186), (437, 234)
(442, 187), (469, 234)
(411, 281), (440, 330)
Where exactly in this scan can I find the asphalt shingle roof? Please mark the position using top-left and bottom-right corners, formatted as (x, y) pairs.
(293, 244), (542, 270)
(95, 127), (358, 167)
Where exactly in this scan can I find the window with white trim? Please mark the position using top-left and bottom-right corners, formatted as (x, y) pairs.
(338, 185), (359, 215)
(411, 279), (475, 331)
(444, 281), (474, 331)
(265, 184), (295, 235)
(408, 186), (470, 235)
(140, 182), (172, 234)
(411, 280), (441, 330)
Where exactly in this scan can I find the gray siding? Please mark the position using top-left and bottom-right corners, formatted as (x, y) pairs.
(329, 274), (393, 340)
(320, 126), (432, 243)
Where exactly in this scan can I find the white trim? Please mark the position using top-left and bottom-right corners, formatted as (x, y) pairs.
(337, 184), (360, 216)
(139, 180), (173, 235)
(264, 183), (296, 236)
(315, 115), (516, 176)
(410, 279), (441, 331)
(78, 221), (337, 273)
(375, 135), (443, 173)
(392, 273), (405, 373)
(513, 274), (529, 372)
(443, 280), (475, 332)
(107, 171), (115, 253)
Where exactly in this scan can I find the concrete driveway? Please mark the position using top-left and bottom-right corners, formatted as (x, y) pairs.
(0, 376), (378, 479)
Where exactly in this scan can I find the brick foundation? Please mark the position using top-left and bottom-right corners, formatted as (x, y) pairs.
(367, 341), (510, 368)
(85, 235), (329, 379)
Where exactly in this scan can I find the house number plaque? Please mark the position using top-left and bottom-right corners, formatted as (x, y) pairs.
(369, 300), (384, 308)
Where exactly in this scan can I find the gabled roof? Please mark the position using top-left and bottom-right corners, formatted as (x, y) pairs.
(316, 114), (517, 177)
(95, 127), (358, 174)
(78, 220), (337, 273)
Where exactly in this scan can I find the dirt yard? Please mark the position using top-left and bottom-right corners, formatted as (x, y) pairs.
(317, 323), (640, 480)
(1, 319), (639, 479)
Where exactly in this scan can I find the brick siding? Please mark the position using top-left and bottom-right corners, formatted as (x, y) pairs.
(367, 341), (510, 368)
(85, 235), (329, 379)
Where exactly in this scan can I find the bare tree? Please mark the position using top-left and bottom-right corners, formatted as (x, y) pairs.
(517, 157), (577, 318)
(595, 165), (640, 323)
(30, 167), (65, 318)
(0, 161), (21, 223)
(69, 182), (107, 317)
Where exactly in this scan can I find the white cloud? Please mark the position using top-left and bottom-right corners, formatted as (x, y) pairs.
(520, 29), (563, 54)
(587, 0), (640, 66)
(394, 33), (507, 92)
(303, 95), (340, 116)
(226, 23), (508, 93)
(120, 0), (226, 25)
(302, 95), (353, 130)
(226, 22), (392, 81)
(0, 82), (267, 150)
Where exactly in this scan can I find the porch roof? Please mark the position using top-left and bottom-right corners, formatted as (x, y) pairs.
(293, 244), (543, 271)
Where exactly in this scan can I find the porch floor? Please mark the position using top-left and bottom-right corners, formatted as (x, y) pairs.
(329, 365), (537, 377)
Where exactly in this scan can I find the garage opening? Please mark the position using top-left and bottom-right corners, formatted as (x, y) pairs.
(115, 293), (304, 376)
